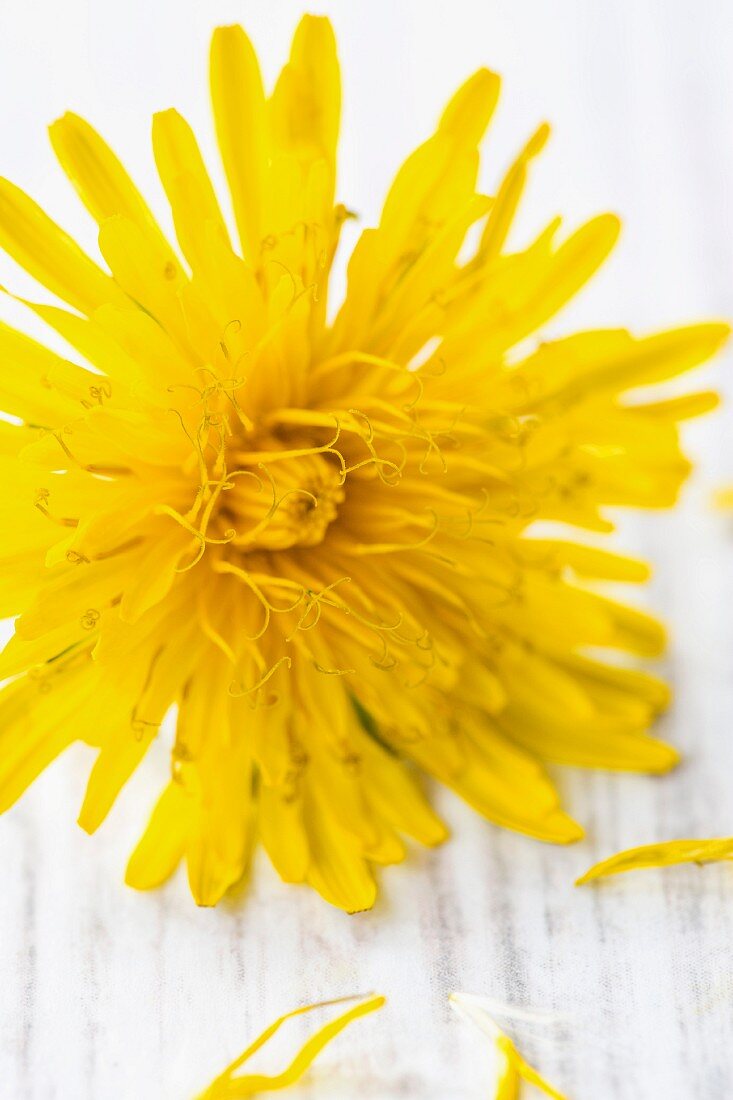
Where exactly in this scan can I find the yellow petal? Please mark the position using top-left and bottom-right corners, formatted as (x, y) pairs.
(518, 539), (650, 583)
(411, 721), (583, 844)
(0, 319), (87, 426)
(271, 15), (340, 167)
(450, 993), (568, 1100)
(438, 67), (501, 146)
(210, 25), (267, 262)
(78, 724), (156, 834)
(97, 214), (192, 352)
(153, 108), (232, 268)
(478, 123), (550, 262)
(576, 838), (733, 885)
(125, 782), (192, 890)
(197, 994), (385, 1099)
(0, 177), (125, 314)
(259, 784), (310, 883)
(305, 793), (377, 912)
(632, 390), (719, 421)
(23, 300), (148, 392)
(49, 112), (177, 262)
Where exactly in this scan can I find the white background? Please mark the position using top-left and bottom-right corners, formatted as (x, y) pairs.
(1, 1), (733, 1096)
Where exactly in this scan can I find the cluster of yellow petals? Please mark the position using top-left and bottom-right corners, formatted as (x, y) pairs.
(0, 15), (727, 910)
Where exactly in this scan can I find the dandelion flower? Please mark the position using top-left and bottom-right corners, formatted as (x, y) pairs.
(0, 17), (726, 909)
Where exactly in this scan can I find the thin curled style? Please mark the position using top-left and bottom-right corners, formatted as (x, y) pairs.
(228, 655), (293, 699)
(317, 591), (405, 635)
(402, 645), (438, 689)
(215, 562), (304, 641)
(83, 535), (145, 563)
(34, 488), (79, 528)
(339, 453), (405, 485)
(165, 381), (211, 408)
(80, 381), (113, 409)
(226, 463), (312, 548)
(193, 471), (238, 548)
(232, 417), (344, 468)
(200, 411), (232, 478)
(218, 318), (242, 362)
(285, 577), (352, 640)
(312, 661), (357, 676)
(417, 424), (449, 475)
(154, 503), (236, 573)
(317, 594), (407, 671)
(49, 430), (131, 478)
(232, 480), (319, 549)
(369, 638), (398, 671)
(344, 408), (405, 485)
(310, 351), (425, 409)
(348, 508), (441, 556)
(194, 363), (254, 433)
(168, 407), (209, 504)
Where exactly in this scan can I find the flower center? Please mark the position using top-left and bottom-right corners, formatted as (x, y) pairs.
(223, 451), (345, 551)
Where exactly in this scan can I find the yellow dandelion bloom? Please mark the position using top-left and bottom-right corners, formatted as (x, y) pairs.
(450, 993), (568, 1099)
(0, 16), (726, 909)
(576, 838), (733, 884)
(196, 995), (384, 1098)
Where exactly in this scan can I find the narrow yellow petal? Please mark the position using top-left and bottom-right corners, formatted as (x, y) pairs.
(210, 24), (267, 261)
(24, 300), (147, 391)
(271, 15), (340, 164)
(259, 784), (310, 883)
(152, 108), (232, 267)
(78, 728), (155, 834)
(479, 123), (550, 261)
(125, 782), (192, 890)
(519, 540), (650, 583)
(450, 993), (568, 1100)
(98, 214), (192, 352)
(439, 67), (501, 146)
(632, 390), (719, 421)
(576, 838), (733, 885)
(49, 112), (177, 262)
(0, 177), (125, 314)
(305, 794), (377, 912)
(197, 995), (385, 1099)
(0, 319), (86, 426)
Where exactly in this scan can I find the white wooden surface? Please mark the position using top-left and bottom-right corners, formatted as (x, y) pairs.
(1, 2), (733, 1096)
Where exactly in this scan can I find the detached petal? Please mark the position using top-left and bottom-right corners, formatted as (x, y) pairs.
(450, 993), (568, 1100)
(576, 838), (733, 885)
(196, 994), (385, 1098)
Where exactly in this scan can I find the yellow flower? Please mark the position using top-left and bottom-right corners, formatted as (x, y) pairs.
(576, 838), (733, 885)
(450, 993), (568, 1099)
(0, 16), (726, 909)
(196, 995), (384, 1098)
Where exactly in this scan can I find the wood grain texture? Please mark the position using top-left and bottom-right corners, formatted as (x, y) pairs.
(1, 1), (733, 1096)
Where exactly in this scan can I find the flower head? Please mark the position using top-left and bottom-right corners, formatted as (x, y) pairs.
(0, 17), (726, 909)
